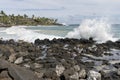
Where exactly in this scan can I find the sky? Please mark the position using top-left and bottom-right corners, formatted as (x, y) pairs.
(0, 0), (120, 24)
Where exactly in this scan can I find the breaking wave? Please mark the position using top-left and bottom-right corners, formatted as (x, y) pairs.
(0, 18), (119, 43)
(2, 26), (61, 42)
(66, 19), (118, 43)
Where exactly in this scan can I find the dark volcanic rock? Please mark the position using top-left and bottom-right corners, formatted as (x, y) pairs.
(113, 63), (120, 68)
(101, 71), (120, 80)
(43, 68), (59, 80)
(0, 38), (120, 80)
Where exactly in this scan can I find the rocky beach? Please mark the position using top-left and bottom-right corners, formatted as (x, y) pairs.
(0, 0), (120, 80)
(0, 38), (119, 80)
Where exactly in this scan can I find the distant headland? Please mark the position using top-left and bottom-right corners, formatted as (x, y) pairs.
(0, 10), (62, 27)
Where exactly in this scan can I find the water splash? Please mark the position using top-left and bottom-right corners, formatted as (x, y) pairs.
(2, 26), (61, 42)
(66, 18), (117, 43)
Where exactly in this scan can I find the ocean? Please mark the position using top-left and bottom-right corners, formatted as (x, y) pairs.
(0, 19), (120, 43)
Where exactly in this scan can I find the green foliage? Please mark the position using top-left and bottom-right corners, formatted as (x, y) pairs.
(0, 10), (60, 26)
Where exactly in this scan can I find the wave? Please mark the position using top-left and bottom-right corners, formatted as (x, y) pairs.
(66, 18), (118, 43)
(2, 26), (62, 42)
(0, 19), (118, 43)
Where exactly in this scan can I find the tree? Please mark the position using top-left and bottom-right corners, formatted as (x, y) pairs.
(24, 14), (28, 18)
(0, 10), (5, 15)
(32, 15), (35, 19)
(54, 19), (58, 23)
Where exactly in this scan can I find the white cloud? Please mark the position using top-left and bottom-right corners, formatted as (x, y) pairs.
(0, 0), (120, 23)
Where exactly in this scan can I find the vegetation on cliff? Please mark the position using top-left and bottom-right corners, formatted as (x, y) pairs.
(0, 10), (61, 27)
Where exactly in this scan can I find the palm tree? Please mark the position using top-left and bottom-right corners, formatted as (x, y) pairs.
(24, 14), (28, 18)
(0, 10), (5, 15)
(32, 15), (35, 19)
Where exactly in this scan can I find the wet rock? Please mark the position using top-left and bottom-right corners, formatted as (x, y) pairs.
(109, 61), (120, 65)
(99, 65), (117, 75)
(101, 71), (120, 80)
(34, 39), (41, 45)
(14, 57), (23, 64)
(35, 38), (50, 45)
(113, 63), (120, 68)
(94, 65), (116, 72)
(79, 38), (95, 44)
(0, 39), (3, 44)
(87, 70), (101, 80)
(105, 40), (115, 48)
(0, 38), (120, 80)
(8, 39), (15, 44)
(117, 68), (120, 75)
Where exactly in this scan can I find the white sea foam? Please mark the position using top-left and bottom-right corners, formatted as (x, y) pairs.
(66, 19), (118, 43)
(1, 26), (61, 42)
(0, 19), (118, 43)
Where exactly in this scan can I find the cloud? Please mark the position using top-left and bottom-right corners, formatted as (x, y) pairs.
(11, 0), (24, 1)
(0, 0), (120, 23)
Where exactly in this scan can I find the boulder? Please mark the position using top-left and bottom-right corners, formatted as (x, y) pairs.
(0, 59), (9, 69)
(0, 71), (12, 80)
(63, 68), (75, 79)
(14, 57), (23, 64)
(87, 70), (101, 80)
(117, 68), (120, 75)
(0, 59), (39, 80)
(43, 69), (59, 80)
(8, 53), (16, 63)
(79, 68), (86, 79)
(56, 65), (65, 76)
(34, 39), (41, 45)
(70, 72), (79, 80)
(8, 64), (38, 80)
(73, 65), (80, 72)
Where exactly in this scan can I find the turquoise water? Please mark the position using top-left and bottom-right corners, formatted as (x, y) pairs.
(25, 24), (120, 39)
(111, 24), (120, 38)
(25, 25), (78, 37)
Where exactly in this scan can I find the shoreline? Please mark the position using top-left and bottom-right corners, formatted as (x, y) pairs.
(0, 24), (64, 28)
(0, 38), (120, 80)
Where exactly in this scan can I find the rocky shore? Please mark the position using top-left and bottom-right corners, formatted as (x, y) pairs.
(0, 38), (120, 80)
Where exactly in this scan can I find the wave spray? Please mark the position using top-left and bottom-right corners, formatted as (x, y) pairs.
(66, 18), (117, 43)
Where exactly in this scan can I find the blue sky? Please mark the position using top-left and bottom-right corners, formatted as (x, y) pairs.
(0, 0), (120, 24)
